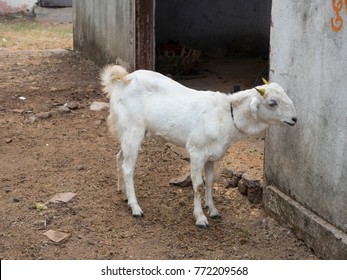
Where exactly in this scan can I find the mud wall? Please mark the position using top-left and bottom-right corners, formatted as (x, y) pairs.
(265, 0), (347, 259)
(73, 0), (135, 69)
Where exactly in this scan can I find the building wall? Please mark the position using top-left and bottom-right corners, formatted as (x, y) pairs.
(0, 0), (36, 13)
(73, 0), (135, 69)
(265, 0), (347, 258)
(73, 0), (271, 68)
(155, 0), (272, 57)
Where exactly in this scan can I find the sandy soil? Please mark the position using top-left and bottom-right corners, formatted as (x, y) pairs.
(0, 34), (317, 260)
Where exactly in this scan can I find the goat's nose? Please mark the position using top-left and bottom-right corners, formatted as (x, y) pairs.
(292, 117), (297, 123)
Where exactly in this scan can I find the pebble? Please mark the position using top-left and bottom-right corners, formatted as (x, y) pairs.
(242, 172), (261, 188)
(221, 168), (233, 178)
(87, 240), (96, 246)
(28, 115), (37, 123)
(58, 105), (71, 113)
(12, 109), (24, 114)
(90, 101), (109, 111)
(169, 174), (192, 188)
(5, 138), (12, 144)
(13, 198), (20, 203)
(247, 187), (263, 204)
(66, 101), (79, 110)
(225, 176), (240, 188)
(238, 180), (248, 195)
(77, 165), (85, 171)
(36, 112), (52, 119)
(94, 119), (103, 127)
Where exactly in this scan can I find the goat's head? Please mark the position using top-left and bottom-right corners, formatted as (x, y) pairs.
(251, 83), (297, 126)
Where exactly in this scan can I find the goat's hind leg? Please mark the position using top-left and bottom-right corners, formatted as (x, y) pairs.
(204, 161), (221, 219)
(190, 155), (209, 228)
(120, 130), (145, 217)
(116, 150), (127, 201)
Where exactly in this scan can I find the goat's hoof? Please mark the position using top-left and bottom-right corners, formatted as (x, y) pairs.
(210, 214), (221, 220)
(207, 208), (221, 219)
(196, 223), (210, 229)
(132, 212), (144, 218)
(196, 216), (209, 228)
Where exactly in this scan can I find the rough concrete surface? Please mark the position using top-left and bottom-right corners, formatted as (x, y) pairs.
(264, 185), (347, 259)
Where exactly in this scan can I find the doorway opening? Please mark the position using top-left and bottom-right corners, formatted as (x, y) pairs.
(155, 0), (272, 92)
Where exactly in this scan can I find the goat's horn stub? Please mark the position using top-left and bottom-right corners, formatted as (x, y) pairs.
(262, 77), (269, 84)
(255, 87), (266, 96)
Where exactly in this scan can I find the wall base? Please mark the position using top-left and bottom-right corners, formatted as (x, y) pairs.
(264, 185), (347, 259)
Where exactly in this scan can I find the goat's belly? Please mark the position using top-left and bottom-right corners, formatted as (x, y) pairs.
(145, 127), (188, 148)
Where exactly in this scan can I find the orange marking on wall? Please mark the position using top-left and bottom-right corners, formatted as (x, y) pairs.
(331, 0), (344, 32)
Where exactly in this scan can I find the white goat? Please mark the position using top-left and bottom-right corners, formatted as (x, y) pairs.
(101, 65), (297, 228)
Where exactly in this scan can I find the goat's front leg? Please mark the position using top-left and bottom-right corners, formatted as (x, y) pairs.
(190, 156), (209, 228)
(204, 161), (221, 219)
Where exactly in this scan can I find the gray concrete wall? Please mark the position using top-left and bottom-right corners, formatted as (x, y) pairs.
(265, 0), (347, 259)
(73, 0), (135, 69)
(155, 0), (271, 57)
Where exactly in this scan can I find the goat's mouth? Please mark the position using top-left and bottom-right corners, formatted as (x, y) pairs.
(284, 121), (296, 126)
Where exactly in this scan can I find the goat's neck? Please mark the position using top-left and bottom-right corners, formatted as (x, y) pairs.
(228, 90), (269, 136)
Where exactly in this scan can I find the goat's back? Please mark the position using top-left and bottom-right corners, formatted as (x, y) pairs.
(108, 69), (233, 148)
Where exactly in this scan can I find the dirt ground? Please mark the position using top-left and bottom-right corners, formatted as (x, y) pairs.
(0, 20), (318, 260)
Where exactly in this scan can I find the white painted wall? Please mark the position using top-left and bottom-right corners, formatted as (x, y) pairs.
(265, 0), (347, 234)
(0, 0), (37, 12)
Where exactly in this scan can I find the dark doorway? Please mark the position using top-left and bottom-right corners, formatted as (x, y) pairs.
(154, 0), (271, 84)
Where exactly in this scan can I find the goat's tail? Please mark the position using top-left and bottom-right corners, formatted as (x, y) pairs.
(100, 65), (130, 98)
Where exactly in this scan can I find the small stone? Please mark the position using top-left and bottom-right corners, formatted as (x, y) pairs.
(66, 101), (79, 110)
(5, 138), (12, 144)
(225, 175), (240, 188)
(87, 240), (96, 246)
(43, 229), (70, 243)
(12, 109), (24, 114)
(90, 101), (109, 111)
(247, 186), (263, 204)
(170, 174), (192, 188)
(238, 180), (248, 195)
(28, 115), (37, 123)
(221, 168), (233, 178)
(36, 112), (52, 119)
(47, 192), (76, 204)
(242, 172), (261, 188)
(234, 171), (244, 179)
(94, 119), (103, 127)
(58, 105), (71, 113)
(77, 165), (85, 171)
(13, 198), (20, 203)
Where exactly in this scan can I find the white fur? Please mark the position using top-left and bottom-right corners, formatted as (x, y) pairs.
(101, 65), (297, 227)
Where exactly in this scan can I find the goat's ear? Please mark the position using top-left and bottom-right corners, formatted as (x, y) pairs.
(250, 98), (261, 119)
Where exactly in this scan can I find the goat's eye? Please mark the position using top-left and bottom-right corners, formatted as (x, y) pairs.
(269, 100), (278, 107)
